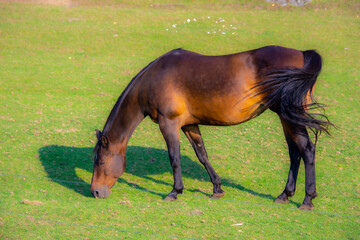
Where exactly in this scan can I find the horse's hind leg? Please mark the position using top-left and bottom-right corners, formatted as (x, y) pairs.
(182, 125), (225, 198)
(275, 118), (302, 204)
(277, 117), (317, 210)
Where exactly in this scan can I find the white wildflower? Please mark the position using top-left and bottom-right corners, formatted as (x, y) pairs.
(231, 223), (243, 226)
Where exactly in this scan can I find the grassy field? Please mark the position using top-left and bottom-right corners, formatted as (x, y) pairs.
(0, 0), (359, 239)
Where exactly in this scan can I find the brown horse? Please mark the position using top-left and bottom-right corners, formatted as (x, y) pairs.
(91, 45), (331, 210)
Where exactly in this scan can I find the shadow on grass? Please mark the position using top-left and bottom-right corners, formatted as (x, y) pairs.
(38, 145), (286, 204)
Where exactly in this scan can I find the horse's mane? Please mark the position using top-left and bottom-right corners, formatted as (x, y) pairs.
(101, 60), (153, 136)
(100, 49), (183, 137)
(92, 62), (149, 155)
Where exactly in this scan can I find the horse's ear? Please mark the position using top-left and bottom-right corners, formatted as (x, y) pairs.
(95, 129), (102, 139)
(100, 135), (109, 148)
(95, 129), (108, 148)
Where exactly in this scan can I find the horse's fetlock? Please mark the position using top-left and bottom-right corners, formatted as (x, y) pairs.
(306, 191), (317, 199)
(288, 191), (295, 197)
(172, 186), (183, 194)
(213, 178), (222, 185)
(284, 189), (295, 197)
(213, 184), (224, 193)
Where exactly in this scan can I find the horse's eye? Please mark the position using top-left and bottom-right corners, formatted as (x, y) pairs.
(99, 161), (105, 166)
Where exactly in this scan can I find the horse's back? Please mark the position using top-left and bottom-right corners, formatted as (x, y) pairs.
(142, 46), (304, 126)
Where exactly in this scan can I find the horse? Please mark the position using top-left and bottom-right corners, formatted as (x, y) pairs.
(91, 45), (332, 210)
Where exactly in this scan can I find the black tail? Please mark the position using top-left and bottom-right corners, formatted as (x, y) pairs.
(254, 50), (332, 135)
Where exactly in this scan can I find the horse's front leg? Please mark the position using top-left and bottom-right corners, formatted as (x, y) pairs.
(159, 117), (183, 201)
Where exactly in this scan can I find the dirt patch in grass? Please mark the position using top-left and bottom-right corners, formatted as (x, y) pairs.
(22, 199), (43, 206)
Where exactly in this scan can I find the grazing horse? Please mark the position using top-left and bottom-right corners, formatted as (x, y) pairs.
(91, 45), (331, 210)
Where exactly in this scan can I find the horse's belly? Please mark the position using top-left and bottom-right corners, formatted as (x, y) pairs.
(189, 96), (265, 126)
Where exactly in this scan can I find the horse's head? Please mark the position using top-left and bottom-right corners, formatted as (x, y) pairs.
(91, 130), (126, 199)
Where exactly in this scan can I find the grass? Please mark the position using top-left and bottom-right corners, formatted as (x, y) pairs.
(0, 0), (359, 239)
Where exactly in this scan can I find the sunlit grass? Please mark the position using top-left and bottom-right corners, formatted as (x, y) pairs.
(0, 0), (359, 239)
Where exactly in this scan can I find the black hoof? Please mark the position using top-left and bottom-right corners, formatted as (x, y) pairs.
(275, 192), (289, 204)
(211, 192), (225, 199)
(274, 196), (289, 204)
(299, 203), (314, 210)
(299, 194), (315, 210)
(164, 191), (179, 201)
(164, 195), (177, 201)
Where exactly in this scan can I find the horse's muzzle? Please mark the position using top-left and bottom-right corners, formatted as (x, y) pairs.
(91, 185), (111, 199)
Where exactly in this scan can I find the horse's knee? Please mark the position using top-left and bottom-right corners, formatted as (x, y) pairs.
(170, 158), (181, 168)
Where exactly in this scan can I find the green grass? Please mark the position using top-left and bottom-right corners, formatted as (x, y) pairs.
(0, 0), (359, 239)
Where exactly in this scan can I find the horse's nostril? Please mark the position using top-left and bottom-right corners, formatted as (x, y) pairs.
(92, 187), (110, 199)
(92, 189), (100, 198)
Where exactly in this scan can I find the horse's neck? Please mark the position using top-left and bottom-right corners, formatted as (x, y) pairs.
(103, 90), (144, 154)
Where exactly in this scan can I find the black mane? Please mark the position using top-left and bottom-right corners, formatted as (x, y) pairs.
(101, 60), (155, 136)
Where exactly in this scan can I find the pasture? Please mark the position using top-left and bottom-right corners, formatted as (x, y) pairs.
(0, 0), (359, 239)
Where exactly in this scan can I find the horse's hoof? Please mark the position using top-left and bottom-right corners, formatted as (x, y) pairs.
(274, 197), (289, 204)
(164, 195), (177, 201)
(211, 192), (225, 199)
(299, 204), (314, 210)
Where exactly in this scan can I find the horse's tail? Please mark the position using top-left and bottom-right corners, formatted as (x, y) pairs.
(254, 50), (332, 135)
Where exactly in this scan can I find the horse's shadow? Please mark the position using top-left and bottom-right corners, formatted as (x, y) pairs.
(38, 145), (278, 202)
